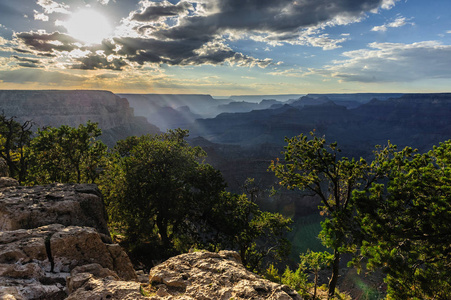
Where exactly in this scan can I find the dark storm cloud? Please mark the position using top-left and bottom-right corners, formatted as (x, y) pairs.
(114, 36), (209, 65)
(71, 54), (128, 70)
(120, 0), (394, 66)
(13, 48), (35, 54)
(12, 55), (41, 64)
(114, 36), (269, 66)
(132, 1), (193, 22)
(15, 31), (78, 52)
(6, 0), (396, 71)
(156, 0), (389, 40)
(17, 62), (40, 68)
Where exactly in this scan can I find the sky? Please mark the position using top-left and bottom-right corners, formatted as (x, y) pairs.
(0, 0), (450, 96)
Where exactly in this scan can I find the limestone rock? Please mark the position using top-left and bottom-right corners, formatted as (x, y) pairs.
(0, 90), (160, 147)
(0, 224), (136, 299)
(0, 183), (110, 236)
(66, 277), (147, 300)
(0, 177), (19, 189)
(67, 264), (147, 300)
(148, 250), (302, 300)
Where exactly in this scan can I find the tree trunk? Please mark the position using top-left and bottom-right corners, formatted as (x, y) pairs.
(328, 249), (340, 299)
(156, 216), (171, 248)
(313, 270), (318, 299)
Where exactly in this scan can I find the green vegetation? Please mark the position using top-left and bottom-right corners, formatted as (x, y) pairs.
(2, 117), (449, 299)
(98, 129), (292, 270)
(353, 141), (451, 299)
(0, 113), (33, 183)
(271, 132), (451, 299)
(270, 132), (369, 298)
(26, 121), (107, 184)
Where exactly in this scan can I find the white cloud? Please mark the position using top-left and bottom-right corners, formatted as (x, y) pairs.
(36, 0), (70, 14)
(371, 16), (412, 32)
(34, 10), (49, 21)
(312, 41), (451, 83)
(268, 68), (304, 78)
(381, 0), (399, 10)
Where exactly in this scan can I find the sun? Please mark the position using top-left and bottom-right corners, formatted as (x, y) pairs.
(64, 9), (112, 45)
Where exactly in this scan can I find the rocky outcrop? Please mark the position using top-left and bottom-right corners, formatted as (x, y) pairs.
(63, 250), (302, 300)
(0, 183), (109, 236)
(0, 182), (137, 299)
(146, 250), (302, 300)
(0, 224), (137, 299)
(0, 181), (301, 299)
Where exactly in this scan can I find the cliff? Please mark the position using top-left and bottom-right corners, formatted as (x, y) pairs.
(0, 90), (160, 146)
(0, 179), (302, 299)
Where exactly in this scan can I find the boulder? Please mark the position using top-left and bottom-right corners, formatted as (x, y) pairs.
(0, 183), (110, 237)
(0, 177), (19, 189)
(66, 264), (146, 300)
(148, 250), (302, 300)
(0, 224), (136, 299)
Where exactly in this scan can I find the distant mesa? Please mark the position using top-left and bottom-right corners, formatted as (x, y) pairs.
(0, 90), (160, 146)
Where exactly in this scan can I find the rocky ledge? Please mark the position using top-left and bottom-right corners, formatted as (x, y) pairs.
(0, 179), (301, 299)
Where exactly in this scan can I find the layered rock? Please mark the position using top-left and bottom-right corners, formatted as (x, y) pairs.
(147, 250), (302, 300)
(0, 182), (137, 299)
(0, 224), (137, 299)
(0, 90), (160, 146)
(0, 183), (109, 236)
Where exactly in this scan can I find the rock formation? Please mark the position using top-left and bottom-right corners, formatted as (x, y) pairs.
(0, 179), (302, 299)
(147, 250), (302, 300)
(0, 90), (160, 146)
(0, 179), (137, 299)
(0, 183), (110, 236)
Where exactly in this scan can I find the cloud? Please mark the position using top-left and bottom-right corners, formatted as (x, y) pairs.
(371, 16), (413, 32)
(132, 1), (193, 22)
(34, 10), (49, 22)
(8, 0), (399, 71)
(113, 36), (270, 67)
(269, 68), (304, 78)
(15, 31), (79, 52)
(12, 55), (41, 65)
(314, 41), (451, 82)
(71, 54), (128, 70)
(36, 0), (70, 14)
(111, 0), (397, 67)
(147, 0), (394, 44)
(96, 73), (119, 79)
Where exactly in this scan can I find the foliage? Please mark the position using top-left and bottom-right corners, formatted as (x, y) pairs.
(99, 129), (226, 255)
(300, 250), (334, 300)
(270, 132), (369, 298)
(281, 265), (309, 297)
(206, 191), (293, 271)
(101, 130), (292, 269)
(353, 141), (451, 299)
(26, 121), (107, 184)
(0, 113), (33, 183)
